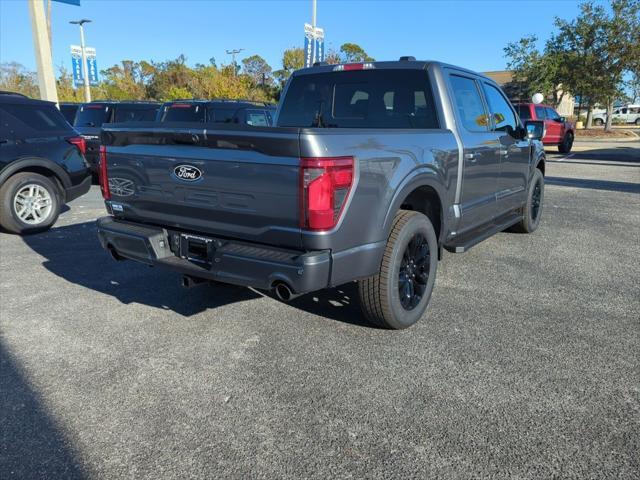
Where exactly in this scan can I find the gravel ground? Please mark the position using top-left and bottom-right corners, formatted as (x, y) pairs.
(1, 144), (639, 479)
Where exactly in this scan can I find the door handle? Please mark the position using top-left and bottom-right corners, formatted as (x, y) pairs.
(464, 152), (478, 163)
(0, 139), (8, 145)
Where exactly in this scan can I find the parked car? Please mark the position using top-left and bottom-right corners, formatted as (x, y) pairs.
(73, 101), (160, 174)
(96, 59), (546, 329)
(515, 103), (575, 153)
(58, 102), (79, 125)
(592, 105), (640, 126)
(0, 91), (91, 234)
(156, 99), (276, 126)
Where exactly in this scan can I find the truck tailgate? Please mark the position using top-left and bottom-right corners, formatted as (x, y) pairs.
(101, 124), (302, 249)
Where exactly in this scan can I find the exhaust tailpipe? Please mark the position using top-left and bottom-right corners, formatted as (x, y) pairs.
(274, 282), (301, 302)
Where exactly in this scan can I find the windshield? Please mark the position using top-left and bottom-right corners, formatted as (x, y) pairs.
(74, 104), (110, 127)
(278, 69), (439, 129)
(159, 104), (205, 122)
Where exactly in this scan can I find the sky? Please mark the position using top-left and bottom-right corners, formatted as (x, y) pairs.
(0, 0), (605, 76)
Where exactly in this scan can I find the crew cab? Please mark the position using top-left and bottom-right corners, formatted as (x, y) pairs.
(0, 92), (91, 234)
(515, 103), (575, 153)
(592, 105), (640, 126)
(74, 101), (160, 174)
(96, 59), (546, 329)
(156, 99), (275, 126)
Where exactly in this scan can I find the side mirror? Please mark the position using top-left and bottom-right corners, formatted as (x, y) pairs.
(525, 120), (545, 140)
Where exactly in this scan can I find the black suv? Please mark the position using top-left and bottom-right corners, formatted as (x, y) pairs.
(156, 99), (276, 126)
(73, 101), (160, 173)
(0, 92), (91, 234)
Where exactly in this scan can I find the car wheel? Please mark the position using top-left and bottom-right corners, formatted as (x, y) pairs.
(594, 118), (604, 126)
(558, 132), (574, 154)
(358, 210), (438, 329)
(0, 172), (62, 234)
(635, 118), (640, 126)
(510, 169), (544, 234)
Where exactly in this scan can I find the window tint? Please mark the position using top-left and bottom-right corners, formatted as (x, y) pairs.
(449, 75), (488, 132)
(516, 105), (531, 120)
(59, 104), (78, 124)
(278, 69), (439, 129)
(621, 108), (627, 114)
(0, 104), (70, 134)
(534, 106), (546, 119)
(209, 107), (237, 123)
(75, 104), (110, 127)
(114, 106), (159, 122)
(545, 107), (560, 120)
(482, 83), (517, 132)
(159, 104), (205, 122)
(246, 110), (269, 126)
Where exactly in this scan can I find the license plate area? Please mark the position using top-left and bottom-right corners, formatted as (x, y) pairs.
(179, 234), (214, 265)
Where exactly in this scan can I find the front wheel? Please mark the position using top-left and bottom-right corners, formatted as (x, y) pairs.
(0, 172), (62, 234)
(635, 118), (640, 126)
(558, 132), (574, 153)
(358, 210), (438, 329)
(510, 169), (544, 234)
(594, 118), (604, 126)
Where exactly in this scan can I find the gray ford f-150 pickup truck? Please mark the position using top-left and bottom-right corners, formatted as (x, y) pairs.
(96, 58), (546, 329)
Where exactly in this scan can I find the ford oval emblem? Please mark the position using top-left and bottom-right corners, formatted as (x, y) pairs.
(173, 164), (202, 182)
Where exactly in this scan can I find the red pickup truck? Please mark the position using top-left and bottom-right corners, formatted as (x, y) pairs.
(515, 103), (575, 153)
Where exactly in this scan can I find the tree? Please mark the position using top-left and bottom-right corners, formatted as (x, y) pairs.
(339, 43), (374, 63)
(0, 62), (38, 97)
(241, 55), (272, 86)
(273, 47), (304, 86)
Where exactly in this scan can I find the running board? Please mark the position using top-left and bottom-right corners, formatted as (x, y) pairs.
(444, 213), (522, 253)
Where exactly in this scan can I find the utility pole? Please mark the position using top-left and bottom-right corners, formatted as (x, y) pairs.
(226, 48), (244, 76)
(70, 19), (92, 102)
(28, 0), (58, 102)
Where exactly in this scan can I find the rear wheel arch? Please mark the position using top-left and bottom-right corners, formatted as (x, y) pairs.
(0, 157), (70, 192)
(384, 176), (446, 247)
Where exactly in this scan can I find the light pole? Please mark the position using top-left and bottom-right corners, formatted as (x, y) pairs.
(70, 19), (92, 102)
(226, 49), (244, 76)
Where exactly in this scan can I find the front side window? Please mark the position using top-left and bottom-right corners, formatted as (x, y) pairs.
(482, 83), (517, 133)
(245, 110), (269, 126)
(449, 75), (489, 132)
(278, 69), (439, 129)
(545, 107), (560, 121)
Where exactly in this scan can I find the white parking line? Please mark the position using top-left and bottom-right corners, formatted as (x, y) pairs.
(555, 153), (575, 162)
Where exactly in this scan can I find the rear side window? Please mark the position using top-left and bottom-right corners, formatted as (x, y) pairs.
(516, 105), (531, 120)
(449, 75), (488, 132)
(534, 106), (546, 119)
(75, 104), (110, 127)
(278, 69), (439, 129)
(115, 106), (159, 122)
(159, 104), (205, 122)
(482, 83), (517, 132)
(0, 103), (70, 134)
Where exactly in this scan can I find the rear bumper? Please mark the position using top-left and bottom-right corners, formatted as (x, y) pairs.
(65, 175), (92, 202)
(96, 216), (332, 294)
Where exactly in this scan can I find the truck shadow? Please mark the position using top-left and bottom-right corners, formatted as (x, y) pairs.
(20, 221), (372, 327)
(0, 341), (86, 479)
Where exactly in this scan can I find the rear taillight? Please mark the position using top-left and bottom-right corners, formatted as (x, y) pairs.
(99, 145), (110, 200)
(66, 136), (86, 155)
(300, 156), (354, 231)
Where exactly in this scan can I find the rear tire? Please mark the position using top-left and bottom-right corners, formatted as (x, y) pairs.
(594, 118), (604, 126)
(0, 172), (62, 234)
(635, 118), (640, 126)
(558, 132), (574, 153)
(510, 169), (544, 234)
(358, 210), (438, 329)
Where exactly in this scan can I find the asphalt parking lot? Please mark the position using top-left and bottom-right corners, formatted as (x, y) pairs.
(1, 140), (639, 479)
